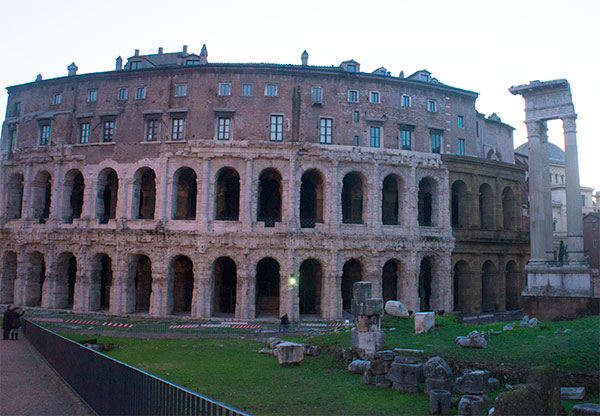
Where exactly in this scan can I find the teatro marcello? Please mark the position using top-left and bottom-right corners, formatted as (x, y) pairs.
(0, 45), (529, 320)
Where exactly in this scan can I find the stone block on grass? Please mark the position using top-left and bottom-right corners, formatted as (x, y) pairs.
(429, 389), (451, 415)
(274, 342), (304, 365)
(415, 312), (435, 334)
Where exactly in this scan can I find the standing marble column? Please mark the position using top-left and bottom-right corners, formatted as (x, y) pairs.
(539, 122), (555, 259)
(562, 115), (585, 263)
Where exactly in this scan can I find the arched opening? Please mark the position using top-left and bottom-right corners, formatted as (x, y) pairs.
(6, 173), (24, 220)
(55, 252), (77, 309)
(257, 169), (282, 227)
(479, 183), (494, 230)
(134, 255), (152, 313)
(25, 251), (45, 306)
(453, 260), (472, 312)
(451, 180), (468, 228)
(96, 168), (118, 224)
(173, 168), (197, 220)
(132, 168), (156, 219)
(299, 259), (322, 316)
(502, 187), (517, 230)
(63, 169), (85, 224)
(0, 251), (17, 303)
(418, 178), (436, 227)
(91, 253), (112, 311)
(32, 170), (52, 223)
(341, 259), (362, 312)
(505, 261), (522, 311)
(171, 256), (194, 314)
(215, 168), (240, 221)
(418, 257), (432, 311)
(300, 170), (324, 228)
(255, 258), (280, 316)
(382, 175), (400, 225)
(213, 257), (237, 315)
(342, 172), (363, 224)
(382, 260), (399, 303)
(481, 260), (498, 312)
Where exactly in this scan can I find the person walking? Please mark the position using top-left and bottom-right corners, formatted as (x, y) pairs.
(3, 305), (14, 340)
(278, 313), (289, 333)
(9, 306), (24, 340)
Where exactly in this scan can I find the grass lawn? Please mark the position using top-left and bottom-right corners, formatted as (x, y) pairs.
(59, 314), (598, 415)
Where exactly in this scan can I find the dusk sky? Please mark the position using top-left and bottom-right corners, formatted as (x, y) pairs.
(2, 0), (598, 192)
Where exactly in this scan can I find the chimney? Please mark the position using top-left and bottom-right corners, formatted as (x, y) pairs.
(134, 49), (140, 56)
(115, 56), (123, 70)
(301, 50), (309, 66)
(158, 47), (163, 54)
(183, 45), (188, 55)
(67, 62), (78, 77)
(200, 44), (208, 64)
(35, 74), (43, 82)
(399, 70), (404, 78)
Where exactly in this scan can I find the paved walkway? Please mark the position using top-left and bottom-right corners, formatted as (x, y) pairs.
(0, 334), (92, 416)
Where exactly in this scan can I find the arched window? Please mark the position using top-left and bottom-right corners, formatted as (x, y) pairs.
(6, 173), (24, 220)
(418, 257), (432, 311)
(32, 171), (52, 223)
(418, 178), (436, 227)
(255, 258), (280, 316)
(299, 259), (322, 316)
(257, 169), (282, 227)
(96, 169), (118, 224)
(382, 260), (399, 303)
(300, 170), (324, 228)
(170, 256), (194, 314)
(132, 168), (156, 219)
(24, 251), (45, 306)
(453, 260), (470, 312)
(213, 257), (237, 315)
(91, 254), (112, 311)
(502, 187), (517, 230)
(479, 183), (494, 229)
(481, 260), (498, 312)
(63, 169), (84, 223)
(55, 252), (77, 309)
(173, 168), (197, 220)
(382, 175), (400, 225)
(505, 261), (522, 311)
(451, 180), (468, 228)
(341, 172), (363, 224)
(0, 251), (17, 304)
(134, 255), (152, 313)
(341, 259), (362, 311)
(215, 168), (240, 221)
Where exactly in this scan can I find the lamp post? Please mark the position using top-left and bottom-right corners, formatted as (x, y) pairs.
(289, 273), (298, 329)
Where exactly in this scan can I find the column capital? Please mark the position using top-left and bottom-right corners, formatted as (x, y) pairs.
(525, 120), (544, 138)
(562, 115), (577, 133)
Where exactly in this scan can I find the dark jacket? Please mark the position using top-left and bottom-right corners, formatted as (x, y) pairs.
(3, 308), (13, 330)
(9, 309), (24, 329)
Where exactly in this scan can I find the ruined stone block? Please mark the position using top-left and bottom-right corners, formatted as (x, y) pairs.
(374, 350), (395, 361)
(423, 356), (452, 379)
(429, 389), (451, 414)
(387, 362), (424, 385)
(369, 357), (392, 375)
(456, 370), (489, 394)
(425, 377), (452, 394)
(352, 298), (384, 317)
(392, 382), (418, 393)
(351, 328), (385, 359)
(274, 342), (304, 365)
(375, 374), (391, 388)
(352, 281), (372, 302)
(458, 394), (484, 416)
(415, 312), (435, 334)
(561, 387), (586, 400)
(572, 403), (600, 415)
(348, 359), (370, 374)
(394, 354), (422, 364)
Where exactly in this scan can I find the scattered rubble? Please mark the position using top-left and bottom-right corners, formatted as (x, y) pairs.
(456, 330), (488, 349)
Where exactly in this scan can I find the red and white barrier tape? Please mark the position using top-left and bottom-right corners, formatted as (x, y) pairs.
(169, 324), (199, 329)
(66, 319), (100, 325)
(102, 322), (133, 328)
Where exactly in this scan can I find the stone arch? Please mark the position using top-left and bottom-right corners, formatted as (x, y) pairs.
(382, 175), (400, 225)
(418, 257), (433, 311)
(300, 169), (324, 228)
(481, 260), (498, 312)
(172, 167), (197, 220)
(55, 252), (77, 309)
(90, 253), (112, 310)
(451, 180), (468, 228)
(133, 255), (152, 313)
(502, 186), (517, 230)
(132, 167), (156, 219)
(342, 172), (364, 224)
(382, 259), (400, 303)
(62, 169), (85, 224)
(5, 173), (24, 220)
(299, 258), (322, 316)
(257, 169), (282, 226)
(32, 170), (52, 223)
(453, 260), (472, 312)
(479, 183), (494, 229)
(0, 251), (17, 303)
(255, 257), (280, 316)
(418, 177), (437, 227)
(341, 258), (362, 312)
(170, 255), (194, 314)
(505, 260), (522, 310)
(212, 256), (237, 315)
(96, 168), (118, 224)
(215, 167), (240, 221)
(24, 251), (46, 306)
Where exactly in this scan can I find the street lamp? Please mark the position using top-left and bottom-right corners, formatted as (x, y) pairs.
(289, 273), (298, 327)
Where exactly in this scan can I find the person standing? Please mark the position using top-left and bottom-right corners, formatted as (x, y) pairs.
(9, 307), (24, 340)
(3, 305), (14, 340)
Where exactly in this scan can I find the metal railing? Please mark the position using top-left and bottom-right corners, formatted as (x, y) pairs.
(22, 319), (251, 416)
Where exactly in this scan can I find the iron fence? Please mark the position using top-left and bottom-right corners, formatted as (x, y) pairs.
(22, 319), (251, 416)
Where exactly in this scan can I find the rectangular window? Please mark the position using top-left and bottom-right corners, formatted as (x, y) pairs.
(354, 135), (360, 146)
(401, 95), (411, 107)
(80, 122), (90, 144)
(40, 124), (50, 145)
(52, 93), (62, 105)
(427, 99), (437, 112)
(266, 84), (278, 97)
(458, 138), (465, 155)
(103, 120), (115, 142)
(370, 126), (381, 148)
(312, 87), (322, 104)
(347, 64), (356, 73)
(87, 89), (97, 102)
(145, 119), (159, 141)
(348, 90), (358, 102)
(135, 87), (146, 99)
(370, 91), (380, 103)
(219, 83), (231, 96)
(458, 115), (464, 128)
(242, 84), (252, 96)
(118, 88), (128, 100)
(171, 118), (184, 141)
(269, 115), (284, 141)
(582, 195), (586, 206)
(476, 121), (480, 137)
(175, 84), (187, 97)
(13, 102), (21, 116)
(218, 117), (231, 140)
(319, 118), (333, 144)
(431, 132), (442, 153)
(401, 129), (412, 150)
(130, 61), (142, 70)
(7, 128), (17, 153)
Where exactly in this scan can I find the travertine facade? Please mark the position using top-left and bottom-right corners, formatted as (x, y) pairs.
(0, 46), (525, 319)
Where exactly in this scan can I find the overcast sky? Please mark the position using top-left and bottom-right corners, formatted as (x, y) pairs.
(2, 0), (598, 192)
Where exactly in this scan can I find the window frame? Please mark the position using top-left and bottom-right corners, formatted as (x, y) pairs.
(219, 82), (231, 96)
(175, 84), (187, 97)
(401, 95), (411, 107)
(130, 61), (142, 70)
(170, 117), (185, 141)
(370, 126), (381, 148)
(269, 114), (284, 141)
(430, 131), (442, 153)
(401, 129), (412, 150)
(102, 120), (116, 143)
(458, 138), (465, 155)
(39, 124), (51, 146)
(370, 91), (380, 104)
(312, 87), (323, 104)
(348, 90), (358, 103)
(118, 88), (128, 101)
(265, 84), (278, 97)
(52, 93), (62, 105)
(217, 117), (232, 140)
(353, 135), (360, 146)
(79, 121), (90, 144)
(87, 89), (98, 103)
(135, 86), (147, 100)
(242, 83), (253, 96)
(427, 99), (437, 112)
(319, 117), (333, 144)
(458, 115), (464, 128)
(145, 118), (160, 142)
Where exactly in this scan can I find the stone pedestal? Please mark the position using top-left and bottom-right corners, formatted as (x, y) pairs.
(350, 281), (384, 360)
